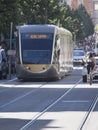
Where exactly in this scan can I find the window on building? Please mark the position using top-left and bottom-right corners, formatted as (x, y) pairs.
(94, 1), (98, 11)
(78, 0), (83, 5)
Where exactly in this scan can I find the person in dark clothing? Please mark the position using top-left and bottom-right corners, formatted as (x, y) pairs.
(86, 52), (96, 75)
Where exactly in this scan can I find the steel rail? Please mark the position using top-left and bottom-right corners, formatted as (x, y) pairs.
(19, 79), (81, 130)
(78, 93), (98, 130)
(0, 80), (47, 109)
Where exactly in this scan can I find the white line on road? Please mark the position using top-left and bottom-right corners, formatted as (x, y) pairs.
(62, 100), (89, 103)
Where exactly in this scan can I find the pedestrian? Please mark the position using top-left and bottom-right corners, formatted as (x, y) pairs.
(86, 52), (96, 79)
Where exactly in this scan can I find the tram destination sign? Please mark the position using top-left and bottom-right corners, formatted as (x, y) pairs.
(23, 33), (52, 39)
(30, 34), (47, 39)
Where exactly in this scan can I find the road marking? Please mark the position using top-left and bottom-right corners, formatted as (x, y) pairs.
(62, 100), (89, 103)
(0, 77), (17, 84)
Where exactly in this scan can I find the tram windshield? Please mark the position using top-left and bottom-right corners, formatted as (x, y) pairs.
(21, 33), (54, 64)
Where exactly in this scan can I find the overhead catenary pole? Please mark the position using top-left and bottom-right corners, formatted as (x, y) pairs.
(8, 22), (13, 79)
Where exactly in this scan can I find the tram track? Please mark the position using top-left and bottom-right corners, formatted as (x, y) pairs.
(17, 78), (98, 130)
(0, 79), (47, 109)
(78, 93), (98, 130)
(19, 79), (82, 130)
(0, 67), (81, 110)
(0, 67), (97, 130)
(0, 79), (24, 94)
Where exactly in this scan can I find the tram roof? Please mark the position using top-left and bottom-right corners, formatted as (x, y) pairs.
(17, 24), (72, 35)
(18, 24), (56, 33)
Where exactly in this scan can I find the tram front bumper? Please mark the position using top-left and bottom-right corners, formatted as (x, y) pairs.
(16, 64), (59, 80)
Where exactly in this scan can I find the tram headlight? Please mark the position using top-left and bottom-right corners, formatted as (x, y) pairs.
(43, 67), (46, 70)
(26, 66), (31, 70)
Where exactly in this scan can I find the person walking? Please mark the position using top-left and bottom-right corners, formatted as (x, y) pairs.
(86, 52), (96, 80)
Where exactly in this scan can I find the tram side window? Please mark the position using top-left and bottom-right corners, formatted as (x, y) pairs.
(54, 35), (60, 60)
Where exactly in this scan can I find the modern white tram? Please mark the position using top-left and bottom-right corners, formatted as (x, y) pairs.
(16, 24), (73, 80)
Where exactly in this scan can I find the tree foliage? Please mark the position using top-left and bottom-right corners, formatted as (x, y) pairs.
(77, 4), (94, 40)
(0, 0), (18, 39)
(0, 0), (94, 41)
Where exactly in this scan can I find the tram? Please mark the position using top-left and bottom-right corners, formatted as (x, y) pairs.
(16, 24), (73, 80)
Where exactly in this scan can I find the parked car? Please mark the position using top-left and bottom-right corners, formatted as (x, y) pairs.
(73, 49), (85, 65)
(0, 48), (8, 79)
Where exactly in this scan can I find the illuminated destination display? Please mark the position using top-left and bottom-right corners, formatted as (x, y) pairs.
(30, 34), (48, 39)
(22, 33), (52, 39)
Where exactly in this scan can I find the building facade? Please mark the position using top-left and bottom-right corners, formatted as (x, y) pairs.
(61, 0), (98, 25)
(71, 0), (98, 25)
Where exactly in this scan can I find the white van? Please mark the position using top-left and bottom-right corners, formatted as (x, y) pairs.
(0, 48), (8, 79)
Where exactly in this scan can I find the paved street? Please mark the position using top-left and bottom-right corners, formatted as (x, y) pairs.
(0, 67), (98, 130)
